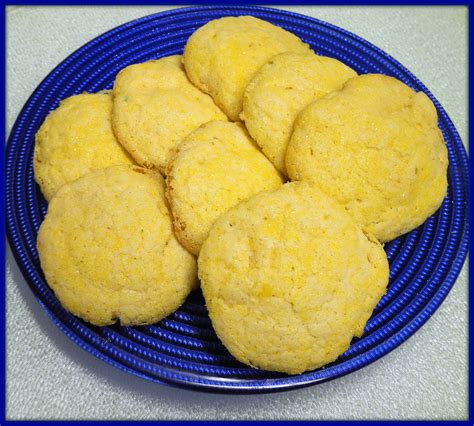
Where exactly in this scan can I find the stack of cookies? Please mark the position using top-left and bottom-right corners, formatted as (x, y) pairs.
(35, 16), (448, 375)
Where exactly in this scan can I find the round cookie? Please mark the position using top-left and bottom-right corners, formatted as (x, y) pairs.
(166, 121), (283, 256)
(183, 16), (311, 121)
(286, 74), (449, 243)
(37, 165), (197, 326)
(34, 91), (135, 201)
(198, 182), (389, 374)
(241, 52), (357, 174)
(112, 55), (227, 173)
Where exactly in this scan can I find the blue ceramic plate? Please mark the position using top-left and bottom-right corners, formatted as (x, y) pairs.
(6, 6), (469, 393)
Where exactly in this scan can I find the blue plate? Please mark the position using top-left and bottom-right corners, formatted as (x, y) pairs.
(6, 6), (469, 393)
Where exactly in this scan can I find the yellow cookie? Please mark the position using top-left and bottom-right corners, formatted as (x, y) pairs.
(166, 121), (283, 255)
(199, 182), (389, 374)
(183, 16), (311, 121)
(34, 91), (134, 201)
(241, 52), (357, 174)
(286, 74), (448, 242)
(112, 55), (227, 173)
(37, 165), (197, 327)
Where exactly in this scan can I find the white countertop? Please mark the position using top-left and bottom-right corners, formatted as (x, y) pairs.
(6, 6), (468, 420)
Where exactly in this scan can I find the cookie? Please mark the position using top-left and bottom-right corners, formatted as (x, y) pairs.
(241, 52), (357, 174)
(34, 91), (134, 201)
(183, 16), (311, 121)
(112, 55), (227, 173)
(286, 74), (448, 242)
(198, 181), (389, 374)
(37, 165), (197, 326)
(166, 121), (283, 255)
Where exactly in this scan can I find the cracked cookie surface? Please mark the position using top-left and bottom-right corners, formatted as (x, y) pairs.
(286, 74), (448, 242)
(183, 16), (311, 121)
(198, 181), (389, 374)
(112, 55), (227, 173)
(241, 52), (356, 175)
(166, 121), (283, 256)
(37, 165), (197, 326)
(34, 91), (135, 201)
